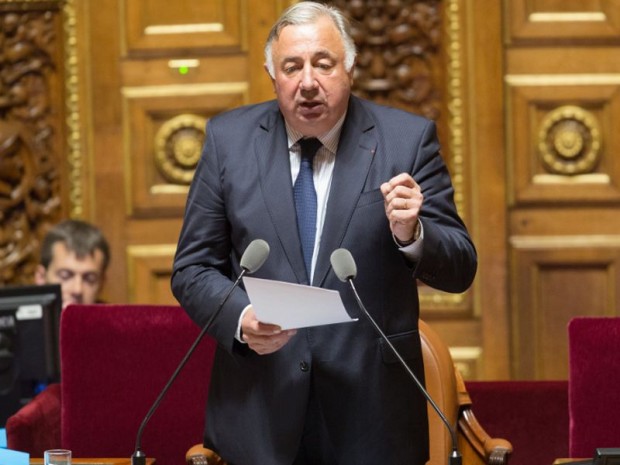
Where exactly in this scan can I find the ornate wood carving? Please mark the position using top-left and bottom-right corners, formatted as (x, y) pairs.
(538, 105), (602, 176)
(0, 4), (63, 284)
(327, 0), (443, 121)
(154, 114), (206, 185)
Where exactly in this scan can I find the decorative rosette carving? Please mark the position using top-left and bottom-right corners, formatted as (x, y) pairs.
(538, 105), (602, 175)
(154, 114), (207, 185)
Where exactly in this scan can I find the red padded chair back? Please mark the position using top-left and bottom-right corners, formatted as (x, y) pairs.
(467, 380), (569, 465)
(5, 383), (62, 455)
(60, 304), (216, 465)
(568, 317), (620, 458)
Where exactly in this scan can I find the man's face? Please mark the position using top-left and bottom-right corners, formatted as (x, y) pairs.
(267, 16), (353, 137)
(35, 242), (106, 309)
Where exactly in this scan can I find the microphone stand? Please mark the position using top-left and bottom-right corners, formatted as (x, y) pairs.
(131, 269), (249, 465)
(346, 277), (462, 465)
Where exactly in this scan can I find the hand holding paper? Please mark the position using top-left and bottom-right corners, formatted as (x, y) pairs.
(240, 307), (297, 355)
(243, 277), (357, 330)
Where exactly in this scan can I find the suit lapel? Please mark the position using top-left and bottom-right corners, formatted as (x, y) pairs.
(254, 107), (308, 283)
(313, 97), (377, 287)
(254, 98), (378, 287)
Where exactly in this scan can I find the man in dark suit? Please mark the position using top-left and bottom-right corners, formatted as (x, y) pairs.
(172, 3), (477, 465)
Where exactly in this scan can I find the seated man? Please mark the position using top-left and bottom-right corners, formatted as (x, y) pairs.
(34, 219), (110, 308)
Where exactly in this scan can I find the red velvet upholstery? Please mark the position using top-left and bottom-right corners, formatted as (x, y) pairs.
(466, 380), (569, 465)
(60, 304), (216, 465)
(568, 317), (620, 458)
(5, 304), (215, 462)
(6, 383), (62, 455)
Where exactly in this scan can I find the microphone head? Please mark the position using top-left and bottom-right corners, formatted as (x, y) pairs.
(330, 248), (357, 282)
(240, 239), (270, 273)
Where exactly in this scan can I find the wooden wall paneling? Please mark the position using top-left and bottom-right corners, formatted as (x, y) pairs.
(506, 77), (620, 205)
(416, 0), (475, 320)
(510, 239), (620, 379)
(425, 0), (504, 379)
(126, 244), (178, 304)
(121, 84), (248, 216)
(104, 0), (279, 303)
(71, 0), (97, 221)
(122, 0), (244, 56)
(511, 207), (620, 237)
(505, 0), (620, 379)
(245, 0), (293, 103)
(120, 53), (251, 217)
(506, 47), (620, 75)
(451, 346), (483, 380)
(466, 0), (510, 379)
(83, 0), (127, 303)
(506, 0), (620, 42)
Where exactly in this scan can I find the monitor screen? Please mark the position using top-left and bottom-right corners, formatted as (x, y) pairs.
(0, 283), (62, 425)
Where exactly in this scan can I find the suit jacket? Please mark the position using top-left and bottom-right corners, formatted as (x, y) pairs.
(172, 96), (477, 465)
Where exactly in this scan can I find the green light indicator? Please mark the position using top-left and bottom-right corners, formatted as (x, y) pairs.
(179, 66), (189, 75)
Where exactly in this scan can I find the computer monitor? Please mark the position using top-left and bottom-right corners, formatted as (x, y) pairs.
(0, 283), (62, 425)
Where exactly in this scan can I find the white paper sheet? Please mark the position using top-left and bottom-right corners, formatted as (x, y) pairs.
(243, 276), (358, 330)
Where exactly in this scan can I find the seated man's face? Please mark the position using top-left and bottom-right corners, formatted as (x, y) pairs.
(35, 242), (106, 309)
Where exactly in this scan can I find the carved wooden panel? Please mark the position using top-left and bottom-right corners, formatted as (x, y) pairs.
(506, 78), (620, 205)
(507, 0), (620, 42)
(332, 0), (444, 119)
(122, 84), (247, 216)
(510, 238), (620, 379)
(122, 0), (244, 56)
(0, 2), (67, 285)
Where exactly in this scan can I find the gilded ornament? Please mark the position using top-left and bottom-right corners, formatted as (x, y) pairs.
(538, 105), (601, 175)
(154, 114), (207, 185)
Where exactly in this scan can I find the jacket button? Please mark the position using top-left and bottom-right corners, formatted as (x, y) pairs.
(299, 361), (309, 372)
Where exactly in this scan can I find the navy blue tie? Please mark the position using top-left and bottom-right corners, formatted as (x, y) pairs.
(294, 137), (322, 278)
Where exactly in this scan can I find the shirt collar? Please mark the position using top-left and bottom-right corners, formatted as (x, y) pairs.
(285, 111), (347, 155)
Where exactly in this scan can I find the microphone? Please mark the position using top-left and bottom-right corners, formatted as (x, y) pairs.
(330, 248), (462, 465)
(131, 239), (270, 465)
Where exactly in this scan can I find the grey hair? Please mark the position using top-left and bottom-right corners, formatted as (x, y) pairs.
(264, 2), (357, 78)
